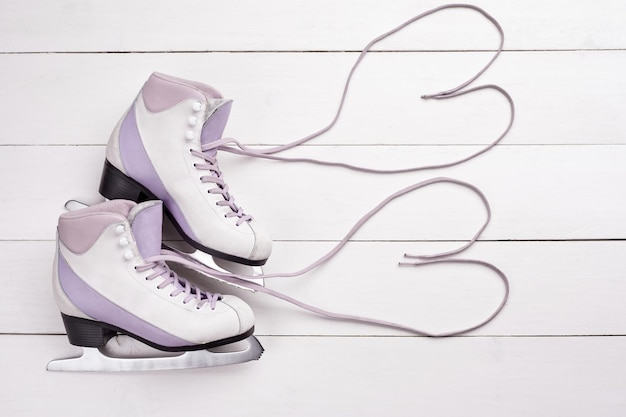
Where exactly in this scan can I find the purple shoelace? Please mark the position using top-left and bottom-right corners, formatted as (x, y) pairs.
(169, 3), (514, 336)
(136, 257), (221, 309)
(192, 146), (253, 226)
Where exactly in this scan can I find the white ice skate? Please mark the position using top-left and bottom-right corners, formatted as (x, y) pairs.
(99, 72), (272, 267)
(48, 199), (263, 372)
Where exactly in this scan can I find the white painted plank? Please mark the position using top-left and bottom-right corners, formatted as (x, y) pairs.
(1, 335), (625, 417)
(1, 1), (625, 52)
(3, 241), (625, 336)
(1, 51), (624, 146)
(0, 145), (623, 241)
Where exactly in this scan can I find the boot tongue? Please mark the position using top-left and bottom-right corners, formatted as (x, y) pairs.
(201, 100), (232, 157)
(128, 201), (163, 259)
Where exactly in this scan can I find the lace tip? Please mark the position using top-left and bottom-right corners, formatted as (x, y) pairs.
(422, 91), (453, 100)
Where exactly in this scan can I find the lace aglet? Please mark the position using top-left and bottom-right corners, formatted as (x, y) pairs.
(403, 253), (432, 260)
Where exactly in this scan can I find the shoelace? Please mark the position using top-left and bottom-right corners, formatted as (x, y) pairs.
(191, 146), (253, 225)
(169, 3), (514, 336)
(135, 256), (222, 309)
(213, 3), (512, 170)
(160, 176), (508, 336)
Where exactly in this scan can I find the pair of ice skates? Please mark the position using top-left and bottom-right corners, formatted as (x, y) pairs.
(49, 73), (269, 371)
(48, 4), (514, 373)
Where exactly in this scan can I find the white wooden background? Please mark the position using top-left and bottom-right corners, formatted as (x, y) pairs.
(1, 1), (625, 415)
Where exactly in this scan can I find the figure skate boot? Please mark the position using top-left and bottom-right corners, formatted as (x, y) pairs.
(48, 199), (263, 371)
(99, 72), (271, 266)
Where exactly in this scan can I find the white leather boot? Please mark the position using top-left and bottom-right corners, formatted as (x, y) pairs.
(100, 72), (271, 266)
(53, 199), (255, 351)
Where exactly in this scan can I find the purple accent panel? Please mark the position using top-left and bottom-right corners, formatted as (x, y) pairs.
(201, 101), (232, 157)
(131, 203), (163, 259)
(118, 103), (199, 242)
(201, 101), (232, 145)
(142, 73), (206, 113)
(58, 252), (190, 347)
(118, 103), (159, 184)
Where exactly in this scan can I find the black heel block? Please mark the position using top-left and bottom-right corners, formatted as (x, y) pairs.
(61, 314), (116, 348)
(99, 160), (156, 203)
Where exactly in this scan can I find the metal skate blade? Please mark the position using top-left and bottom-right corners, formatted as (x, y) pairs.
(164, 243), (265, 291)
(47, 335), (264, 372)
(64, 198), (105, 211)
